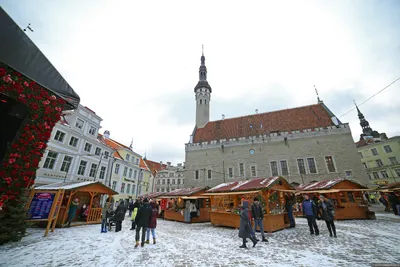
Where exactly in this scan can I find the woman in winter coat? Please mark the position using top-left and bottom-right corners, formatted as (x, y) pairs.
(67, 198), (79, 227)
(239, 200), (257, 248)
(318, 195), (336, 238)
(114, 200), (127, 232)
(146, 200), (159, 244)
(130, 199), (141, 230)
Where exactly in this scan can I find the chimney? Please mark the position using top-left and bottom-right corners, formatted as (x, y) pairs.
(222, 114), (225, 120)
(255, 109), (258, 114)
(104, 130), (110, 139)
(167, 162), (171, 167)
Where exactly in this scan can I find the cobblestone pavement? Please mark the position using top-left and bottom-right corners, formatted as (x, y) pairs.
(0, 211), (399, 267)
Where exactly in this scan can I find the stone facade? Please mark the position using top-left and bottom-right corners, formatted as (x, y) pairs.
(185, 123), (369, 188)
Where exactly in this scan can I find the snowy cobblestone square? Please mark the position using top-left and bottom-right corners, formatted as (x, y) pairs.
(0, 212), (399, 267)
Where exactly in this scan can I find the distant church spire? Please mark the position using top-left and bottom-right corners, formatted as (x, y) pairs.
(199, 44), (207, 81)
(353, 100), (373, 137)
(129, 138), (133, 149)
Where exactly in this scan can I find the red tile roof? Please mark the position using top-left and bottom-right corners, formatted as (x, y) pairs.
(97, 134), (131, 159)
(163, 187), (207, 197)
(144, 159), (167, 176)
(207, 177), (294, 192)
(297, 178), (367, 191)
(139, 158), (150, 172)
(193, 103), (335, 143)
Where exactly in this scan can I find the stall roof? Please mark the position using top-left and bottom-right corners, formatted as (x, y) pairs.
(162, 187), (208, 197)
(296, 178), (368, 191)
(0, 7), (80, 110)
(207, 177), (294, 193)
(138, 192), (165, 199)
(35, 181), (118, 194)
(379, 182), (400, 190)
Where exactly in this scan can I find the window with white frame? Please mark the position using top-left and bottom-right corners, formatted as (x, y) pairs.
(389, 157), (398, 165)
(157, 179), (160, 184)
(89, 126), (96, 136)
(270, 161), (278, 176)
(77, 160), (87, 175)
(383, 145), (392, 153)
(156, 188), (160, 192)
(239, 163), (244, 177)
(371, 148), (378, 156)
(297, 159), (306, 175)
(95, 147), (101, 156)
(195, 170), (199, 179)
(54, 130), (66, 143)
(89, 163), (97, 177)
(121, 183), (125, 193)
(307, 158), (317, 174)
(123, 167), (128, 176)
(208, 170), (212, 179)
(372, 172), (379, 179)
(380, 171), (389, 178)
(43, 151), (58, 169)
(228, 167), (234, 178)
(167, 179), (170, 184)
(132, 185), (135, 194)
(250, 166), (257, 177)
(75, 118), (84, 129)
(376, 159), (383, 167)
(344, 170), (353, 177)
(60, 156), (73, 172)
(112, 181), (117, 190)
(84, 142), (92, 153)
(104, 151), (109, 159)
(324, 156), (336, 172)
(172, 179), (176, 184)
(69, 136), (79, 147)
(280, 160), (288, 176)
(127, 184), (131, 194)
(128, 168), (133, 178)
(162, 179), (166, 185)
(115, 163), (120, 174)
(99, 166), (106, 179)
(136, 158), (139, 165)
(134, 170), (138, 178)
(126, 154), (130, 161)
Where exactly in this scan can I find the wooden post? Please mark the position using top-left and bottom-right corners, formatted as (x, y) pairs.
(44, 190), (62, 237)
(336, 192), (342, 206)
(51, 189), (64, 232)
(87, 192), (95, 223)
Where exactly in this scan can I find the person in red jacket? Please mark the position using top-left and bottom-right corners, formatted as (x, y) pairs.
(145, 199), (159, 244)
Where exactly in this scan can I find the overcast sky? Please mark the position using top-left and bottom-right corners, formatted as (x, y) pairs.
(1, 0), (399, 164)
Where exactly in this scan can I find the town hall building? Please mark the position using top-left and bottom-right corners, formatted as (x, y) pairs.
(184, 50), (369, 188)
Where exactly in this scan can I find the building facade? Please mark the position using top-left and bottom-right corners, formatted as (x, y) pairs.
(154, 162), (185, 193)
(184, 52), (368, 188)
(36, 105), (113, 186)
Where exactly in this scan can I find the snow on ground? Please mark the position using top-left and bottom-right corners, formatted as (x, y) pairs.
(0, 211), (399, 267)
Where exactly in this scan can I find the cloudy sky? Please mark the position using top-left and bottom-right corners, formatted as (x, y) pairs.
(1, 0), (399, 164)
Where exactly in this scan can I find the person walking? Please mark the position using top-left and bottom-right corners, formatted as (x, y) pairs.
(379, 192), (389, 212)
(130, 198), (140, 230)
(318, 195), (336, 238)
(101, 202), (110, 233)
(146, 199), (159, 244)
(114, 200), (127, 232)
(239, 200), (257, 248)
(251, 198), (268, 242)
(67, 198), (79, 227)
(135, 198), (152, 248)
(302, 195), (319, 236)
(285, 193), (296, 228)
(388, 192), (400, 216)
(128, 201), (134, 217)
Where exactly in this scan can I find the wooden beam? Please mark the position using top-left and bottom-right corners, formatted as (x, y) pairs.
(51, 189), (65, 232)
(87, 192), (95, 223)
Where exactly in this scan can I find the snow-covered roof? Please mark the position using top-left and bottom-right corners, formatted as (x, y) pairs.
(35, 181), (118, 194)
(207, 177), (293, 193)
(138, 192), (165, 199)
(163, 187), (207, 197)
(296, 178), (368, 191)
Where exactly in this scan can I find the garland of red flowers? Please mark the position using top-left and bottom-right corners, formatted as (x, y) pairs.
(0, 64), (65, 208)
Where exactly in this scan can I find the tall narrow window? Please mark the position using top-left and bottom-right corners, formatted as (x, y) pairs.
(307, 158), (317, 174)
(297, 159), (306, 175)
(239, 163), (244, 177)
(383, 145), (392, 153)
(95, 147), (101, 156)
(115, 164), (120, 174)
(54, 130), (66, 142)
(280, 160), (288, 176)
(104, 151), (109, 159)
(251, 166), (257, 177)
(123, 167), (128, 176)
(43, 151), (58, 169)
(205, 99), (207, 104)
(195, 170), (199, 179)
(84, 143), (92, 153)
(126, 154), (130, 161)
(371, 148), (378, 156)
(60, 156), (73, 172)
(325, 156), (336, 173)
(128, 168), (133, 178)
(121, 183), (126, 193)
(178, 179), (181, 184)
(112, 181), (117, 190)
(99, 166), (106, 179)
(228, 168), (233, 178)
(200, 99), (202, 104)
(127, 184), (131, 194)
(89, 163), (98, 177)
(208, 170), (212, 179)
(134, 170), (138, 178)
(270, 161), (278, 176)
(89, 126), (96, 135)
(77, 160), (87, 175)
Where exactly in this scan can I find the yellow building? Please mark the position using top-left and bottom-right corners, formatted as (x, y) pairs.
(357, 136), (400, 185)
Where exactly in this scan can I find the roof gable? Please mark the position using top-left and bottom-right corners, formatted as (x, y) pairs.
(207, 177), (294, 192)
(163, 187), (207, 197)
(35, 181), (118, 194)
(144, 159), (167, 176)
(297, 178), (368, 191)
(193, 103), (335, 143)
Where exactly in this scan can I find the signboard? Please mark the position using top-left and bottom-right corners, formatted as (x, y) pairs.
(160, 199), (167, 210)
(27, 192), (56, 220)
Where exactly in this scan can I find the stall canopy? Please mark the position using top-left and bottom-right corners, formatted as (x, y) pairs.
(205, 176), (295, 193)
(138, 192), (165, 199)
(160, 187), (209, 198)
(0, 7), (80, 110)
(378, 182), (400, 192)
(35, 181), (118, 195)
(296, 178), (369, 193)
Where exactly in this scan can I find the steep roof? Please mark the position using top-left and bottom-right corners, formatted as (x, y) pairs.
(207, 177), (294, 192)
(144, 159), (167, 176)
(139, 158), (150, 172)
(297, 178), (367, 191)
(193, 103), (337, 143)
(0, 7), (80, 110)
(35, 181), (118, 194)
(98, 134), (132, 159)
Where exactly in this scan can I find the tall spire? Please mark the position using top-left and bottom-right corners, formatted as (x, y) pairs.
(129, 138), (133, 149)
(353, 100), (373, 137)
(194, 45), (212, 92)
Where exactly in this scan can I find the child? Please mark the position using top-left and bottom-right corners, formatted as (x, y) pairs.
(101, 202), (110, 233)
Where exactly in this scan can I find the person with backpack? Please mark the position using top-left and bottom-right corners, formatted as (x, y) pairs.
(135, 198), (152, 248)
(318, 195), (336, 238)
(114, 200), (127, 232)
(302, 194), (319, 236)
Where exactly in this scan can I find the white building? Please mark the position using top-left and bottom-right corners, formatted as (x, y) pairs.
(154, 161), (185, 193)
(35, 105), (114, 186)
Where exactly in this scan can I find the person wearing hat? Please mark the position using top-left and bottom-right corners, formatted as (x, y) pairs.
(135, 198), (152, 248)
(239, 200), (258, 248)
(318, 195), (336, 238)
(302, 194), (319, 236)
(251, 198), (268, 242)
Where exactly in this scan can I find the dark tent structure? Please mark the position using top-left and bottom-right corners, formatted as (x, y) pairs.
(0, 7), (80, 110)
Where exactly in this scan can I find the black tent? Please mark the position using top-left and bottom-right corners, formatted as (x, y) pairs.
(0, 7), (80, 110)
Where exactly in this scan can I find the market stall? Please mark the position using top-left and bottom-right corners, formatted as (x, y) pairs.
(161, 187), (210, 223)
(32, 181), (117, 227)
(296, 178), (375, 220)
(203, 177), (295, 233)
(138, 192), (166, 218)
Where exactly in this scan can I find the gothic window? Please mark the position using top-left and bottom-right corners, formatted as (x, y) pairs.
(280, 160), (288, 176)
(324, 156), (336, 172)
(307, 158), (317, 174)
(297, 159), (306, 175)
(270, 161), (278, 176)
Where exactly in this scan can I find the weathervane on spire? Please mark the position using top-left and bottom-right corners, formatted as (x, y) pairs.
(23, 23), (34, 32)
(129, 138), (133, 149)
(314, 85), (321, 103)
(202, 44), (204, 56)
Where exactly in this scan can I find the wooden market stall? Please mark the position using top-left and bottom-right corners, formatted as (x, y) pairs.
(138, 192), (166, 218)
(203, 176), (296, 233)
(33, 181), (118, 227)
(161, 187), (211, 223)
(296, 178), (375, 220)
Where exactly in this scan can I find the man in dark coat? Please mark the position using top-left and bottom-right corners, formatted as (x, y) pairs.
(318, 195), (336, 238)
(128, 201), (134, 217)
(302, 194), (319, 236)
(251, 198), (268, 242)
(146, 200), (159, 244)
(388, 192), (400, 215)
(285, 193), (296, 228)
(135, 198), (152, 248)
(114, 200), (127, 232)
(239, 200), (257, 248)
